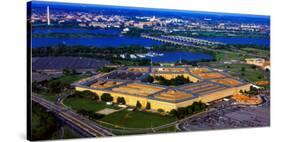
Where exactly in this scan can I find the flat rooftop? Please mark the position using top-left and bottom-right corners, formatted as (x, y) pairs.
(111, 83), (165, 97)
(154, 89), (194, 101)
(104, 71), (144, 80)
(179, 81), (227, 95)
(74, 66), (250, 103)
(188, 67), (210, 74)
(152, 67), (187, 73)
(89, 80), (124, 89)
(194, 72), (226, 79)
(210, 78), (243, 87)
(127, 67), (149, 73)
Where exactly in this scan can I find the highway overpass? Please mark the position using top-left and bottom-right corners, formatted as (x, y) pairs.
(32, 94), (115, 137)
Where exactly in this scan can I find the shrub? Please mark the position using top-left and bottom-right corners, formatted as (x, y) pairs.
(101, 93), (113, 102)
(117, 97), (126, 105)
(169, 109), (178, 117)
(147, 75), (154, 83)
(146, 102), (151, 109)
(71, 90), (99, 100)
(136, 101), (142, 109)
(77, 109), (105, 120)
(157, 108), (165, 113)
(170, 101), (207, 119)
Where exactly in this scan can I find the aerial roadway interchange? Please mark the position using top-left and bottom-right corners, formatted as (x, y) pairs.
(32, 94), (115, 137)
(32, 64), (269, 138)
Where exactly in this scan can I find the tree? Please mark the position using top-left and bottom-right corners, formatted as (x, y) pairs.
(117, 97), (126, 105)
(63, 69), (71, 75)
(186, 106), (193, 115)
(239, 90), (244, 94)
(199, 102), (207, 109)
(170, 101), (207, 119)
(70, 91), (99, 100)
(251, 65), (257, 69)
(48, 81), (69, 93)
(247, 86), (259, 96)
(82, 91), (99, 100)
(32, 81), (41, 93)
(97, 67), (115, 73)
(136, 101), (142, 109)
(85, 71), (93, 76)
(157, 109), (165, 113)
(241, 67), (246, 72)
(146, 102), (151, 109)
(147, 75), (154, 83)
(177, 107), (186, 119)
(155, 75), (191, 86)
(265, 68), (270, 72)
(101, 93), (113, 102)
(169, 109), (178, 117)
(192, 102), (201, 112)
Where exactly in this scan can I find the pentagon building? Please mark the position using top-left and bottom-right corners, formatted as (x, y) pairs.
(73, 66), (251, 112)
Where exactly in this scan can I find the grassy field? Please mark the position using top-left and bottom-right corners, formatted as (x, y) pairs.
(100, 110), (176, 128)
(48, 74), (86, 85)
(37, 92), (57, 102)
(155, 126), (178, 133)
(212, 52), (245, 61)
(240, 48), (270, 57)
(36, 74), (87, 103)
(32, 103), (60, 140)
(31, 112), (41, 130)
(63, 98), (119, 112)
(52, 126), (81, 139)
(217, 63), (269, 83)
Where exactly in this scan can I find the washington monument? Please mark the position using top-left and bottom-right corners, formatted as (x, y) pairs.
(47, 6), (50, 25)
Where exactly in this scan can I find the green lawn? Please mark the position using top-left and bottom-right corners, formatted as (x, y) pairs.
(52, 126), (81, 139)
(155, 126), (178, 133)
(36, 74), (87, 103)
(100, 110), (176, 128)
(37, 92), (57, 103)
(218, 63), (269, 83)
(31, 112), (40, 130)
(240, 48), (269, 57)
(63, 98), (119, 112)
(212, 52), (245, 61)
(49, 74), (86, 85)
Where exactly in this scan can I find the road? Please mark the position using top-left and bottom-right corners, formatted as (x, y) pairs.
(141, 34), (267, 58)
(32, 94), (115, 137)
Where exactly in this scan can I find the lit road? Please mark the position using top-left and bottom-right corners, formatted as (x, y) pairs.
(32, 94), (115, 137)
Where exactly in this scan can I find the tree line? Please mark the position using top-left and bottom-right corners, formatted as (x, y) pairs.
(32, 45), (152, 66)
(153, 75), (192, 86)
(169, 101), (207, 119)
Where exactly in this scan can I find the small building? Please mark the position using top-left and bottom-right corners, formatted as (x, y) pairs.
(245, 58), (270, 70)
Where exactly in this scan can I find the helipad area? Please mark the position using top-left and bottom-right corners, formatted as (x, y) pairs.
(74, 66), (252, 112)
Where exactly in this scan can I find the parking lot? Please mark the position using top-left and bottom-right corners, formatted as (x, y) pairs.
(178, 95), (270, 131)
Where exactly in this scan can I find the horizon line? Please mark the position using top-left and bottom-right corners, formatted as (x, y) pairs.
(30, 0), (270, 18)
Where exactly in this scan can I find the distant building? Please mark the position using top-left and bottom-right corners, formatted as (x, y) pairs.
(245, 58), (270, 70)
